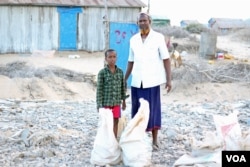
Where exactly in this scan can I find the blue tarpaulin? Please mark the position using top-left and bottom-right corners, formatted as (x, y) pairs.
(109, 22), (138, 87)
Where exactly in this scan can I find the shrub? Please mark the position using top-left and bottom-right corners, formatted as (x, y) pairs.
(153, 26), (190, 38)
(185, 23), (208, 34)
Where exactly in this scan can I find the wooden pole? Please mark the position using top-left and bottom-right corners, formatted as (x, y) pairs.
(147, 0), (150, 13)
(104, 0), (109, 50)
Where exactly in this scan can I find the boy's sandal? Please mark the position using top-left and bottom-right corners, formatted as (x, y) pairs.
(152, 144), (159, 151)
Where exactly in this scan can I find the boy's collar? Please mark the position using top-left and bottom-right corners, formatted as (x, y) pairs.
(106, 64), (117, 69)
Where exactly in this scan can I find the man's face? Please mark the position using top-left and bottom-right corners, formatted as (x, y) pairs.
(137, 14), (150, 30)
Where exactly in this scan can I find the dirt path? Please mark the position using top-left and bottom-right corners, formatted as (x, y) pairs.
(0, 35), (250, 103)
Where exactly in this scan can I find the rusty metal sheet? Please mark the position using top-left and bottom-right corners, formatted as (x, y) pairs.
(0, 0), (146, 7)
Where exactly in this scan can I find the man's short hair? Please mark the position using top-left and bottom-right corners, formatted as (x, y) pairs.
(137, 12), (152, 21)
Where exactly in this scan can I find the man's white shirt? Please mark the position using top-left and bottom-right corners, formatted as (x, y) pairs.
(128, 29), (170, 88)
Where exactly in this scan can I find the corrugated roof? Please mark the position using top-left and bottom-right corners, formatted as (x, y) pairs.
(209, 18), (246, 29)
(181, 20), (200, 24)
(151, 15), (169, 20)
(0, 0), (147, 7)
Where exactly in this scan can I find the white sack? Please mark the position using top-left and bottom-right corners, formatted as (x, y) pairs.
(173, 151), (221, 167)
(213, 111), (242, 150)
(117, 115), (128, 139)
(90, 108), (121, 166)
(190, 131), (222, 157)
(119, 98), (152, 167)
(240, 130), (250, 150)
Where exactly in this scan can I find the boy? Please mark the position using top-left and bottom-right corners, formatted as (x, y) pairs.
(96, 49), (126, 138)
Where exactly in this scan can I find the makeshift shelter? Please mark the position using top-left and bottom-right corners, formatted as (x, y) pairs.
(180, 20), (200, 28)
(0, 0), (146, 53)
(208, 18), (246, 33)
(151, 15), (170, 27)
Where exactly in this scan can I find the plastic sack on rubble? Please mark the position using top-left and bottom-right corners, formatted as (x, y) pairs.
(213, 110), (242, 150)
(190, 131), (222, 157)
(119, 98), (152, 167)
(174, 132), (222, 166)
(240, 130), (250, 150)
(90, 108), (121, 166)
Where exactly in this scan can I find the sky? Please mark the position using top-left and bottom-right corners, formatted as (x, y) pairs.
(140, 0), (249, 26)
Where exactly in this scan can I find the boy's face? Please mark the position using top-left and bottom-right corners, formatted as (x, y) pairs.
(105, 51), (117, 66)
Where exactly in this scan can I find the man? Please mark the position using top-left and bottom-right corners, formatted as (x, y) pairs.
(124, 12), (172, 150)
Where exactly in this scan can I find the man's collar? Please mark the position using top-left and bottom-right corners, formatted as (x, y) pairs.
(140, 29), (150, 35)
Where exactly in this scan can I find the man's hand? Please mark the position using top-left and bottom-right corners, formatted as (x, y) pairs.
(165, 81), (172, 93)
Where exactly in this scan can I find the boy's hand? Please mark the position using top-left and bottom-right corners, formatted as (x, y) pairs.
(125, 82), (127, 90)
(122, 100), (126, 110)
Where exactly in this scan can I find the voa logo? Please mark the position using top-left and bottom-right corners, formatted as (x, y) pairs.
(226, 155), (247, 162)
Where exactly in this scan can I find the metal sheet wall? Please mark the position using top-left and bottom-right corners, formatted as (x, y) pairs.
(78, 7), (140, 52)
(0, 6), (140, 53)
(0, 0), (146, 7)
(0, 6), (58, 53)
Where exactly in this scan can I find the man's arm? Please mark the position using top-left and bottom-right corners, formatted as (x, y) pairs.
(125, 61), (134, 81)
(163, 58), (172, 92)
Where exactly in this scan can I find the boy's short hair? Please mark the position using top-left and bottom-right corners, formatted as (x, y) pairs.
(105, 49), (116, 57)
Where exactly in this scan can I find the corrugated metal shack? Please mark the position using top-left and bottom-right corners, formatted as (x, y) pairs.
(151, 15), (170, 27)
(180, 20), (200, 28)
(0, 0), (146, 53)
(208, 18), (247, 33)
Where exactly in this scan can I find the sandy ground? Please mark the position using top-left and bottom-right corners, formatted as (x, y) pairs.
(0, 35), (250, 105)
(0, 51), (103, 102)
(0, 34), (250, 167)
